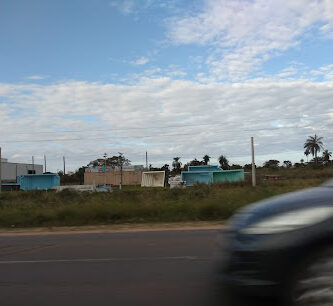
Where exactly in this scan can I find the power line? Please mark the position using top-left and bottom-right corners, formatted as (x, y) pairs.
(0, 113), (329, 136)
(0, 124), (317, 144)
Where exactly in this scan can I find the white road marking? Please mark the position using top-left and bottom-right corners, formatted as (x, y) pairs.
(0, 256), (210, 264)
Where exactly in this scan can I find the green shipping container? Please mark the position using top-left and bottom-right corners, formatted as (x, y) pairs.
(212, 169), (244, 183)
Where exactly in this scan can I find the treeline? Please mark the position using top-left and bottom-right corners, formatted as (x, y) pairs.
(59, 134), (331, 184)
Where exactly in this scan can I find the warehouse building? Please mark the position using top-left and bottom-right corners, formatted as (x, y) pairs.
(0, 158), (43, 183)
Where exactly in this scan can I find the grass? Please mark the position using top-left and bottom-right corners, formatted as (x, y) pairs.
(254, 166), (333, 179)
(0, 174), (330, 228)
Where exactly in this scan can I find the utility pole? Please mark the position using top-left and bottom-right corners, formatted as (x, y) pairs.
(63, 156), (66, 175)
(103, 153), (107, 186)
(118, 152), (123, 190)
(0, 147), (2, 193)
(251, 137), (256, 187)
(146, 151), (148, 170)
(32, 156), (34, 171)
(44, 155), (46, 173)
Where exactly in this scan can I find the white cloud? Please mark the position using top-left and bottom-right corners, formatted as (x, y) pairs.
(276, 66), (299, 78)
(0, 76), (333, 171)
(110, 0), (180, 15)
(311, 64), (333, 81)
(131, 57), (150, 66)
(110, 0), (135, 15)
(166, 70), (187, 77)
(26, 75), (47, 80)
(167, 0), (333, 81)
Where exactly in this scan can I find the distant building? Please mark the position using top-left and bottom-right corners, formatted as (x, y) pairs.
(84, 165), (144, 186)
(85, 165), (145, 173)
(0, 158), (43, 183)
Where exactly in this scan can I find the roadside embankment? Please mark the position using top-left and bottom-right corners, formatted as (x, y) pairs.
(0, 221), (225, 236)
(0, 177), (328, 228)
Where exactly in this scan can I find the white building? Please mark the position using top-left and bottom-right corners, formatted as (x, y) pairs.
(0, 158), (43, 183)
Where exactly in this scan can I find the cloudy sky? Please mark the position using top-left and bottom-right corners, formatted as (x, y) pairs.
(1, 0), (333, 171)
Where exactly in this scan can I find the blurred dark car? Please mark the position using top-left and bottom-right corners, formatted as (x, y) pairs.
(217, 179), (333, 306)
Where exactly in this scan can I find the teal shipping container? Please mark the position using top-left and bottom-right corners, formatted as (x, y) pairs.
(181, 166), (244, 186)
(181, 171), (213, 186)
(17, 174), (60, 191)
(212, 169), (244, 183)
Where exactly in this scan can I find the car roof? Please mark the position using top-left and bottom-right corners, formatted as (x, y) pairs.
(230, 183), (333, 230)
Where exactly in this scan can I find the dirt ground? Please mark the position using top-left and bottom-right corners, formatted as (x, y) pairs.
(0, 221), (226, 236)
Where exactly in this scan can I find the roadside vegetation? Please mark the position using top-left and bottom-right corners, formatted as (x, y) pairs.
(0, 168), (332, 228)
(0, 134), (332, 228)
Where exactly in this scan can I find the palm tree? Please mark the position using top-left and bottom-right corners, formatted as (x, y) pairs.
(202, 155), (210, 165)
(304, 149), (310, 163)
(304, 134), (324, 164)
(322, 150), (332, 165)
(218, 155), (229, 170)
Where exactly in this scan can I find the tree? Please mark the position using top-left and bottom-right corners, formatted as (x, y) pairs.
(243, 164), (253, 170)
(172, 157), (182, 174)
(161, 164), (170, 171)
(116, 152), (130, 168)
(218, 155), (229, 170)
(149, 164), (170, 172)
(87, 158), (104, 167)
(304, 134), (324, 164)
(57, 167), (86, 185)
(322, 150), (332, 166)
(188, 158), (203, 166)
(230, 164), (242, 169)
(309, 156), (325, 166)
(304, 149), (310, 163)
(283, 160), (292, 168)
(263, 160), (280, 168)
(202, 155), (210, 165)
(74, 166), (85, 184)
(87, 154), (130, 168)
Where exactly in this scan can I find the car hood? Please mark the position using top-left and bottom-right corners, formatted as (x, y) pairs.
(229, 183), (333, 231)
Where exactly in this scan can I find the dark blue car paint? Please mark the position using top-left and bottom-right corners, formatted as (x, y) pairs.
(218, 180), (333, 297)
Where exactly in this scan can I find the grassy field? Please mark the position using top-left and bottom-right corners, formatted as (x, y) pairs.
(254, 166), (333, 179)
(0, 169), (331, 228)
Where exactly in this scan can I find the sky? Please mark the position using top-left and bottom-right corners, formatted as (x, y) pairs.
(1, 0), (333, 172)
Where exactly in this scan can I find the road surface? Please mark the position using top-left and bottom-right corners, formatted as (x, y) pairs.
(0, 229), (276, 306)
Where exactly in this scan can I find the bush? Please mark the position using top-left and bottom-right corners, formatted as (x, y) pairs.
(0, 175), (329, 228)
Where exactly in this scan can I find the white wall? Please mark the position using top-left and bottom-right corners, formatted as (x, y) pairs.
(141, 171), (165, 187)
(0, 162), (43, 182)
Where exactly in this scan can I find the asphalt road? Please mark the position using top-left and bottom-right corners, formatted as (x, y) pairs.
(0, 229), (276, 306)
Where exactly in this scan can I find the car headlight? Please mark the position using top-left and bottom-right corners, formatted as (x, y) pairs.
(240, 206), (333, 234)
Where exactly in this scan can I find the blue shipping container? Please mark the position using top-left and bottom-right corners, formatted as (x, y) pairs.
(17, 174), (60, 191)
(181, 171), (213, 186)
